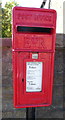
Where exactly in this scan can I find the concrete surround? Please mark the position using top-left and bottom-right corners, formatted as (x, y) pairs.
(2, 33), (64, 118)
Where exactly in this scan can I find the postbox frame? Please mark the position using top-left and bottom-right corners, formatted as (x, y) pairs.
(12, 6), (57, 108)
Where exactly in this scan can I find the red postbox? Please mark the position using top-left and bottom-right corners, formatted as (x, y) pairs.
(12, 6), (57, 108)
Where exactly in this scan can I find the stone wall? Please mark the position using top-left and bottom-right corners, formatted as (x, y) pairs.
(2, 34), (64, 119)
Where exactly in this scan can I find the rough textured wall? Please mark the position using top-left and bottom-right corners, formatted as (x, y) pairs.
(2, 34), (64, 118)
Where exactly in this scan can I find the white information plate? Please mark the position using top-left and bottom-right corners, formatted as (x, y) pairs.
(26, 62), (42, 92)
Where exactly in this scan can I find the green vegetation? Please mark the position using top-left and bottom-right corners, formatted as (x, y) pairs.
(0, 2), (2, 37)
(2, 1), (19, 38)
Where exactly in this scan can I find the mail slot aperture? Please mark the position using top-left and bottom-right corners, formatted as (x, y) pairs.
(17, 26), (52, 34)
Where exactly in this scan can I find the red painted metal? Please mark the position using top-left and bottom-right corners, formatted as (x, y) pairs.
(12, 6), (57, 108)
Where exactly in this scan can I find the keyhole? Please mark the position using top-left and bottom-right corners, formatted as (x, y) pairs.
(22, 78), (24, 82)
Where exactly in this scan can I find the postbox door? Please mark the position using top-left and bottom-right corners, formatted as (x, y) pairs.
(13, 52), (54, 107)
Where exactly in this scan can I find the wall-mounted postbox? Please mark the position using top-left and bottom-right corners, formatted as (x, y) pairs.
(12, 7), (57, 108)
